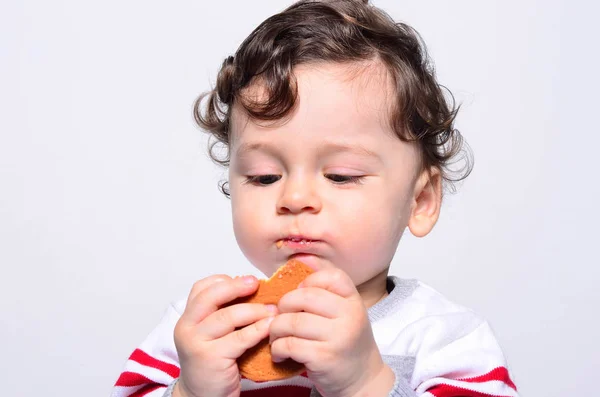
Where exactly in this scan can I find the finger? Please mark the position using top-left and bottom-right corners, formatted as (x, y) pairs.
(181, 275), (259, 325)
(218, 316), (275, 359)
(299, 268), (358, 299)
(186, 274), (232, 306)
(270, 336), (322, 365)
(269, 312), (331, 343)
(278, 287), (345, 318)
(197, 303), (278, 340)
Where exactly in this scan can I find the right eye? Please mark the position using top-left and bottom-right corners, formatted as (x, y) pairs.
(245, 174), (282, 185)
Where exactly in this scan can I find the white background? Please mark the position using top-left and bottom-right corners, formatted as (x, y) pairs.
(1, 0), (598, 396)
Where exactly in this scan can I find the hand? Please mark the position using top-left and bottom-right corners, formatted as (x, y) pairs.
(173, 275), (278, 397)
(268, 268), (395, 397)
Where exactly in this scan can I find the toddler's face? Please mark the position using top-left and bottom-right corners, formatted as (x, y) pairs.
(228, 62), (426, 297)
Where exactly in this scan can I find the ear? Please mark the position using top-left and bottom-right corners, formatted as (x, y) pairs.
(407, 168), (442, 238)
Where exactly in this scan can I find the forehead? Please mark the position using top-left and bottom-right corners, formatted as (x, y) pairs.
(230, 61), (397, 149)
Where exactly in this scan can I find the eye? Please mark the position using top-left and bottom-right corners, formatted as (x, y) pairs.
(246, 174), (282, 185)
(324, 174), (365, 184)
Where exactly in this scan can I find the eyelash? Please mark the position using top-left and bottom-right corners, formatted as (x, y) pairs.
(244, 174), (365, 186)
(324, 174), (365, 184)
(245, 175), (282, 185)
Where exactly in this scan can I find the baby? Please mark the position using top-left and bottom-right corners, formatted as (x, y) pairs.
(112, 1), (518, 396)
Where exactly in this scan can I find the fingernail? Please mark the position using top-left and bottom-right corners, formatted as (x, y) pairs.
(265, 304), (278, 313)
(272, 356), (284, 363)
(243, 276), (256, 285)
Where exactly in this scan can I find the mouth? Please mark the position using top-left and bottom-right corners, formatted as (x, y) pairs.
(276, 236), (320, 249)
(275, 236), (325, 270)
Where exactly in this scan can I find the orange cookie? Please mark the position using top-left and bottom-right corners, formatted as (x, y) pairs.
(232, 259), (314, 382)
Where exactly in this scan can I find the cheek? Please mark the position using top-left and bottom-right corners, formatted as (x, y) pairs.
(231, 189), (275, 260)
(331, 185), (412, 252)
(232, 194), (262, 240)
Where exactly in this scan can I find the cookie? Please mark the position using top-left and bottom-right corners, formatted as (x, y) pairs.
(233, 259), (314, 382)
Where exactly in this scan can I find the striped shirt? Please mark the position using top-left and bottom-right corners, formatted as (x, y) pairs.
(111, 277), (518, 397)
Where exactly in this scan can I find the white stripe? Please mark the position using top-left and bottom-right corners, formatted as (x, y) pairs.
(144, 388), (168, 397)
(418, 378), (518, 397)
(126, 360), (176, 384)
(111, 385), (133, 397)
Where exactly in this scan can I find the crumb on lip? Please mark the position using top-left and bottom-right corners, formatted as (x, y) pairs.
(276, 240), (284, 249)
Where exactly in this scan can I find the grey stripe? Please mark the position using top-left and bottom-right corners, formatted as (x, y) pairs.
(367, 277), (419, 323)
(382, 355), (415, 385)
(309, 356), (416, 397)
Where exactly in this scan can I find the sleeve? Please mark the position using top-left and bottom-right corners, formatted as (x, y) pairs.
(110, 303), (183, 397)
(409, 313), (518, 397)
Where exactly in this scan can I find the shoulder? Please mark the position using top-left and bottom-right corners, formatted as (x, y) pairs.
(372, 277), (496, 357)
(379, 279), (515, 394)
(371, 277), (477, 323)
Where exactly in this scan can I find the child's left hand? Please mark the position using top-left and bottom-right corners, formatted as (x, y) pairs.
(269, 267), (395, 397)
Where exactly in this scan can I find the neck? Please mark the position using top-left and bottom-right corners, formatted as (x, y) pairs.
(356, 268), (390, 308)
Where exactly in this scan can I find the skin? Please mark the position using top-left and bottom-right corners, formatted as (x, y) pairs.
(174, 60), (442, 397)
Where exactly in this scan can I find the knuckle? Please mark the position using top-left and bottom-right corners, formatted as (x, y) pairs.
(211, 275), (233, 289)
(236, 324), (257, 345)
(191, 279), (204, 290)
(234, 328), (247, 344)
(290, 313), (302, 334)
(214, 308), (231, 324)
(189, 279), (205, 296)
(285, 336), (297, 355)
(302, 287), (318, 302)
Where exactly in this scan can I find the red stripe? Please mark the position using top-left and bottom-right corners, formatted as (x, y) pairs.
(129, 349), (180, 379)
(427, 383), (512, 397)
(427, 367), (517, 397)
(242, 385), (311, 397)
(459, 367), (516, 391)
(129, 383), (163, 397)
(115, 371), (153, 387)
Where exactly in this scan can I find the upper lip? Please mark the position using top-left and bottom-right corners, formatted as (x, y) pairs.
(280, 234), (321, 242)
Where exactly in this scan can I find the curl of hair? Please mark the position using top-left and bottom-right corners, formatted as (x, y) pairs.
(194, 0), (473, 197)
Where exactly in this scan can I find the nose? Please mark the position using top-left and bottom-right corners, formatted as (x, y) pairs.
(277, 174), (322, 215)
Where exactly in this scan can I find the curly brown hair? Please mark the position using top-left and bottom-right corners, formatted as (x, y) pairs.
(194, 0), (472, 197)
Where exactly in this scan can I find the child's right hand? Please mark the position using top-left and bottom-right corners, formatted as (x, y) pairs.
(173, 274), (277, 397)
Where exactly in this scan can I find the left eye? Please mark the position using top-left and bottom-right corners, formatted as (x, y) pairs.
(246, 174), (282, 185)
(324, 174), (364, 184)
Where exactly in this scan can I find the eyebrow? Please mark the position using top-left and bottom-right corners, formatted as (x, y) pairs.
(235, 141), (381, 162)
(317, 142), (381, 161)
(235, 142), (280, 159)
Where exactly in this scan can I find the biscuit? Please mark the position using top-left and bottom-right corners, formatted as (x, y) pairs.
(233, 259), (314, 382)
